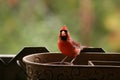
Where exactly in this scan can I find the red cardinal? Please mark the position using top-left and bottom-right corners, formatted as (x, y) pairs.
(58, 25), (85, 63)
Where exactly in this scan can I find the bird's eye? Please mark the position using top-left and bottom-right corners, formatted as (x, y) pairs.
(64, 30), (67, 33)
(60, 30), (67, 33)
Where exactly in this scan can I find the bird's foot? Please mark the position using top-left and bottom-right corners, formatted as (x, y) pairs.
(70, 57), (76, 64)
(60, 56), (68, 63)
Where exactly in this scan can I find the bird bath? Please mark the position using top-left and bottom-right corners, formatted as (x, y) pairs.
(22, 52), (120, 80)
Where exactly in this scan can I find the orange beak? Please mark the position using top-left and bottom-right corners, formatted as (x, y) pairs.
(61, 31), (66, 36)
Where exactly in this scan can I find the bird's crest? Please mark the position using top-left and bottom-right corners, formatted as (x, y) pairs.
(60, 25), (68, 30)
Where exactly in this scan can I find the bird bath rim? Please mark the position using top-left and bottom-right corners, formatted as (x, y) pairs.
(23, 53), (76, 66)
(22, 52), (120, 68)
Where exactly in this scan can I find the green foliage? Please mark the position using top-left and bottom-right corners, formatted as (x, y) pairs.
(0, 0), (120, 54)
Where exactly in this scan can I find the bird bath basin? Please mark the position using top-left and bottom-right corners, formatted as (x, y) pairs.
(22, 52), (120, 80)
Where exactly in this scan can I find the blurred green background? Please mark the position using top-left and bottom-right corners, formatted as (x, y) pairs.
(0, 0), (120, 54)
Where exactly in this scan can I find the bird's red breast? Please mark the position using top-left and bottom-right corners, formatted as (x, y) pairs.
(58, 25), (80, 57)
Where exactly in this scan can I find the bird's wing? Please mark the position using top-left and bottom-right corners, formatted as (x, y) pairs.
(72, 40), (80, 48)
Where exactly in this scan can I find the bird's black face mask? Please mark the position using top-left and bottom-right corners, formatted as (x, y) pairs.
(60, 30), (68, 41)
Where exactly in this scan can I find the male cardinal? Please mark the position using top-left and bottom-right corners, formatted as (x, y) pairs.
(58, 25), (85, 63)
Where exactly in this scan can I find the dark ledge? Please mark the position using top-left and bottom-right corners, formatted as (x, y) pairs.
(0, 47), (49, 80)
